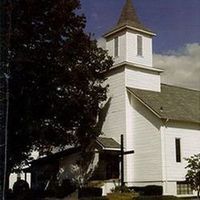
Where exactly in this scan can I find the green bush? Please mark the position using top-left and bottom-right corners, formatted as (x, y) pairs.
(136, 196), (178, 200)
(131, 185), (163, 196)
(111, 185), (132, 193)
(107, 194), (196, 200)
(143, 185), (163, 196)
(130, 186), (144, 195)
(109, 185), (138, 200)
(107, 192), (136, 200)
(78, 187), (102, 198)
(54, 179), (76, 198)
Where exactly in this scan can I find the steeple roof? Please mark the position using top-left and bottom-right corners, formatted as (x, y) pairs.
(117, 0), (146, 29)
(104, 0), (155, 37)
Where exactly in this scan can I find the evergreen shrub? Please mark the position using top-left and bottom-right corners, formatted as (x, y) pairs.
(131, 185), (163, 196)
(136, 196), (179, 200)
(78, 187), (102, 198)
(143, 185), (163, 195)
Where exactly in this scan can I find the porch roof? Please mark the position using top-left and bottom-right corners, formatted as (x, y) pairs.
(31, 147), (80, 165)
(96, 137), (121, 151)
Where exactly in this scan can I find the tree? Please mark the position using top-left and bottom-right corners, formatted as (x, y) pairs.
(185, 154), (200, 199)
(7, 0), (113, 174)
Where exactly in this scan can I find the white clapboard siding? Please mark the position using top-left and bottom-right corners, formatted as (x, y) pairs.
(125, 66), (161, 92)
(102, 68), (126, 143)
(126, 31), (153, 67)
(163, 122), (200, 181)
(106, 31), (126, 65)
(124, 91), (162, 184)
(106, 31), (153, 68)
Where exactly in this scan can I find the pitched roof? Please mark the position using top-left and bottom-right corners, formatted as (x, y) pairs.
(104, 0), (154, 37)
(30, 138), (120, 166)
(96, 137), (120, 150)
(117, 0), (150, 31)
(128, 84), (200, 124)
(31, 147), (80, 165)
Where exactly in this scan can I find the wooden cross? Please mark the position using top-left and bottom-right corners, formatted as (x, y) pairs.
(120, 134), (134, 187)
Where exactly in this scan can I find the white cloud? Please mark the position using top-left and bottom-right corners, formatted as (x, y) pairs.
(153, 43), (200, 90)
(97, 40), (200, 90)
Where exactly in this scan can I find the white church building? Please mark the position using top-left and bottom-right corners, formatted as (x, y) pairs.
(100, 0), (200, 196)
(10, 0), (200, 197)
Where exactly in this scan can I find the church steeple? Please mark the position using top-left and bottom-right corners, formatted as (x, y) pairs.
(104, 0), (155, 37)
(117, 0), (150, 33)
(104, 0), (157, 68)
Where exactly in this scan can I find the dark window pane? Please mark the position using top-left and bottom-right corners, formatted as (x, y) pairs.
(137, 35), (143, 56)
(114, 37), (119, 57)
(177, 181), (193, 195)
(175, 138), (181, 162)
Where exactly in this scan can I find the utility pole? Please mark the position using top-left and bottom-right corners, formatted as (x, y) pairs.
(0, 1), (7, 199)
(0, 0), (12, 199)
(120, 134), (134, 189)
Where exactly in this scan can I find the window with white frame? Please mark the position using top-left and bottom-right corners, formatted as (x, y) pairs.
(177, 181), (193, 195)
(175, 138), (181, 163)
(137, 35), (143, 56)
(114, 37), (119, 57)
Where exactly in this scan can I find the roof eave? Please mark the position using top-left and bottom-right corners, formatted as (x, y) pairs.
(127, 87), (200, 125)
(104, 25), (156, 38)
(161, 117), (200, 125)
(96, 139), (121, 151)
(127, 87), (162, 119)
(112, 61), (163, 73)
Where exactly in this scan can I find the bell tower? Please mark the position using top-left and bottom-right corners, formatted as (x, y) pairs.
(102, 0), (162, 145)
(104, 0), (155, 67)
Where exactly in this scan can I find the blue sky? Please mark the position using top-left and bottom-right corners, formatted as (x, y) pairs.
(80, 0), (200, 54)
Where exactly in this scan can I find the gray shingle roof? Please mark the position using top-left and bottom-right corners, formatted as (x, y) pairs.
(97, 137), (120, 149)
(128, 84), (200, 123)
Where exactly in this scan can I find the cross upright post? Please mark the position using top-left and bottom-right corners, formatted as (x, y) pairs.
(120, 134), (134, 190)
(120, 134), (125, 187)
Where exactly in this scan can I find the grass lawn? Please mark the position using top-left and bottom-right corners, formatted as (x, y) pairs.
(80, 196), (197, 200)
(80, 194), (198, 200)
(106, 194), (197, 200)
(136, 196), (197, 200)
